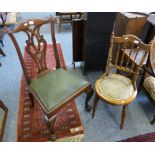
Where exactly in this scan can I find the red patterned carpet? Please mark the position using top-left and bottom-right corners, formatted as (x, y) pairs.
(121, 132), (155, 142)
(17, 43), (84, 142)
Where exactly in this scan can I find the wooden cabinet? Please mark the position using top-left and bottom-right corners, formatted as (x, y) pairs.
(114, 12), (147, 37)
(72, 12), (116, 74)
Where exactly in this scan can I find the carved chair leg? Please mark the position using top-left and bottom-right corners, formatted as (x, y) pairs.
(85, 86), (94, 112)
(120, 105), (128, 129)
(92, 94), (99, 119)
(151, 115), (155, 125)
(48, 115), (57, 141)
(28, 92), (34, 107)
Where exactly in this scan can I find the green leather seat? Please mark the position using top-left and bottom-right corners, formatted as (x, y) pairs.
(28, 68), (89, 113)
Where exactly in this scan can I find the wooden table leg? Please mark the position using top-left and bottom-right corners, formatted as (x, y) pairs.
(58, 15), (62, 33)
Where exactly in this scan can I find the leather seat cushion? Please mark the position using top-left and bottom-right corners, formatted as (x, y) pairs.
(143, 76), (155, 101)
(95, 74), (137, 105)
(28, 68), (89, 113)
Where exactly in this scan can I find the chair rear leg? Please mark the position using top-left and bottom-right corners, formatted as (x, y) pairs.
(85, 86), (94, 112)
(28, 92), (34, 107)
(92, 94), (99, 119)
(120, 105), (128, 129)
(151, 115), (155, 125)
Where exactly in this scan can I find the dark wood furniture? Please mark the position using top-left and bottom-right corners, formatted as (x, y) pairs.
(72, 19), (84, 68)
(56, 12), (83, 33)
(72, 12), (116, 74)
(114, 12), (147, 37)
(92, 34), (150, 129)
(0, 100), (8, 141)
(8, 17), (93, 141)
(140, 14), (155, 44)
(139, 39), (155, 124)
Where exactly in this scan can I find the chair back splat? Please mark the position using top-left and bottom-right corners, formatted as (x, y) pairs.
(8, 17), (60, 85)
(104, 33), (150, 84)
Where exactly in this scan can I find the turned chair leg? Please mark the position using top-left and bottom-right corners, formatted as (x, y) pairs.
(92, 94), (99, 119)
(151, 115), (155, 125)
(120, 105), (128, 129)
(85, 86), (94, 112)
(28, 92), (34, 107)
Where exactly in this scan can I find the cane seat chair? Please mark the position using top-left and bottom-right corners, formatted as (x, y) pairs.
(0, 100), (8, 141)
(8, 17), (93, 140)
(139, 39), (155, 125)
(92, 33), (150, 129)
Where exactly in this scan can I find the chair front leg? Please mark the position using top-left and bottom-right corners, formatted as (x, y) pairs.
(120, 105), (128, 129)
(45, 115), (57, 141)
(151, 115), (155, 125)
(85, 85), (94, 112)
(92, 94), (99, 119)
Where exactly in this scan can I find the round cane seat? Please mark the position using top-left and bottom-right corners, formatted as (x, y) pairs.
(95, 74), (137, 105)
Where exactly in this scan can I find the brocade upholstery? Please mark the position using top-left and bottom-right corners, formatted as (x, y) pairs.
(95, 74), (137, 105)
(0, 108), (3, 131)
(143, 76), (155, 101)
(29, 68), (89, 113)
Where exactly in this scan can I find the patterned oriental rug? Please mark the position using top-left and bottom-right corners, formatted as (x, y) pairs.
(121, 132), (155, 142)
(17, 43), (84, 142)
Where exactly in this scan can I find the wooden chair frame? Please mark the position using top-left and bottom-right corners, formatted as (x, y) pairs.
(92, 33), (150, 129)
(7, 16), (93, 141)
(0, 100), (8, 141)
(139, 42), (155, 125)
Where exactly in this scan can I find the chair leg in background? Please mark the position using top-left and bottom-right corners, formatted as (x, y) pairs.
(120, 105), (128, 129)
(58, 15), (62, 33)
(151, 115), (155, 125)
(28, 92), (34, 107)
(92, 94), (99, 119)
(0, 48), (5, 56)
(85, 86), (94, 112)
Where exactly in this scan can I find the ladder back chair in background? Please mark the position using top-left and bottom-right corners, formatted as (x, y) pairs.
(8, 17), (93, 141)
(0, 100), (8, 141)
(92, 33), (150, 129)
(139, 39), (155, 124)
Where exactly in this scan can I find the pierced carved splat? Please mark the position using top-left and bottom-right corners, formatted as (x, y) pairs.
(8, 17), (61, 84)
(24, 21), (48, 74)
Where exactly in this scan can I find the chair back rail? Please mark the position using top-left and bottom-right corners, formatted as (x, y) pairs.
(8, 17), (60, 85)
(105, 33), (150, 84)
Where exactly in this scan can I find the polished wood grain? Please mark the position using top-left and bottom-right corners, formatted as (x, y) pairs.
(7, 17), (93, 140)
(93, 33), (150, 129)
